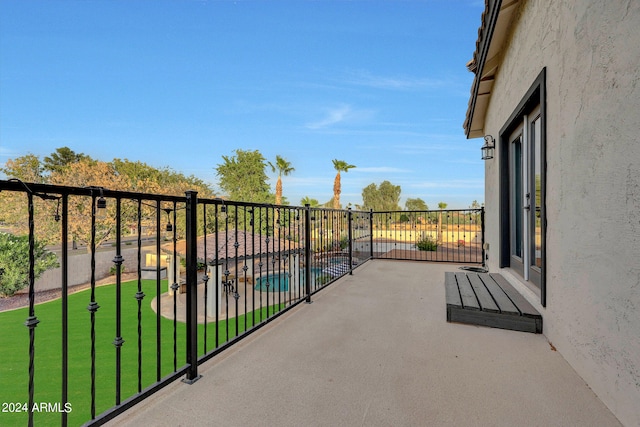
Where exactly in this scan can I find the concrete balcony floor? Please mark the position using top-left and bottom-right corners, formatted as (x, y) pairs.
(107, 260), (621, 427)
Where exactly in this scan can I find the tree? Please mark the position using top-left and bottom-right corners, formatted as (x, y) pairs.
(405, 198), (428, 211)
(405, 197), (428, 226)
(1, 153), (44, 183)
(111, 158), (214, 197)
(269, 155), (294, 206)
(0, 154), (46, 240)
(437, 202), (448, 244)
(49, 159), (131, 251)
(361, 180), (401, 212)
(300, 196), (320, 207)
(216, 149), (271, 203)
(0, 232), (59, 297)
(332, 159), (355, 209)
(43, 147), (89, 175)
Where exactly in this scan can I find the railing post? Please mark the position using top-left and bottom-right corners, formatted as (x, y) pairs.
(347, 208), (353, 275)
(184, 190), (201, 384)
(369, 209), (374, 259)
(304, 204), (312, 304)
(481, 207), (486, 267)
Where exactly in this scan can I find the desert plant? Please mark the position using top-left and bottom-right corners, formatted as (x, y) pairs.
(416, 235), (438, 252)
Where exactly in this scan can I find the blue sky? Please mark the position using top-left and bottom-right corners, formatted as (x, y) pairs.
(0, 0), (485, 209)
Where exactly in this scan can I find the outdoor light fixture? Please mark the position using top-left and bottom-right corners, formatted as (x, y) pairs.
(481, 135), (495, 160)
(95, 196), (107, 219)
(163, 208), (173, 233)
(54, 198), (61, 222)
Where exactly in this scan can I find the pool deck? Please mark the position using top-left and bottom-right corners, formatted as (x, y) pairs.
(110, 260), (621, 427)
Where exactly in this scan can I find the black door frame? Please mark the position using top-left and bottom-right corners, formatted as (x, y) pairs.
(498, 68), (547, 307)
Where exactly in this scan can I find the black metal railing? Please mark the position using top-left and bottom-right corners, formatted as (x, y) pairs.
(0, 179), (482, 426)
(0, 180), (372, 426)
(370, 208), (484, 264)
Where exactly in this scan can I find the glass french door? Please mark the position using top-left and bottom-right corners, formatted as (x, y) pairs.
(509, 107), (542, 287)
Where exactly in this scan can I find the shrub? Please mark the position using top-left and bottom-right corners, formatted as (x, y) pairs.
(110, 264), (126, 275)
(315, 274), (332, 286)
(0, 232), (59, 297)
(339, 236), (349, 250)
(416, 236), (438, 251)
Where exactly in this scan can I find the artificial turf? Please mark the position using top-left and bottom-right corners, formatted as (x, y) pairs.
(0, 279), (285, 426)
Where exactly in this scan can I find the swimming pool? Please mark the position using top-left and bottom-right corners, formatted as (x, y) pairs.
(254, 273), (291, 292)
(254, 268), (324, 292)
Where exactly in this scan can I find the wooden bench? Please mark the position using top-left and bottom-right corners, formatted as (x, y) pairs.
(445, 271), (542, 333)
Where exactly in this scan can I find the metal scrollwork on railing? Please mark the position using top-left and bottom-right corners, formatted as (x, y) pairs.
(224, 278), (240, 300)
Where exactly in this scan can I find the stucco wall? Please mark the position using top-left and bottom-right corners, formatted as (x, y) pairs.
(480, 2), (640, 425)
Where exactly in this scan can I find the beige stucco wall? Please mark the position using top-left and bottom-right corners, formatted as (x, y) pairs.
(480, 2), (640, 425)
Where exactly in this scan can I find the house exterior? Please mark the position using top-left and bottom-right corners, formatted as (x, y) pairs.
(464, 1), (640, 425)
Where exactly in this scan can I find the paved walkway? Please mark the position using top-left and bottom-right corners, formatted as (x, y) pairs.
(107, 261), (621, 427)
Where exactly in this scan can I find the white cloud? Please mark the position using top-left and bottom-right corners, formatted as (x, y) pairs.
(354, 166), (411, 174)
(341, 70), (446, 90)
(305, 104), (374, 130)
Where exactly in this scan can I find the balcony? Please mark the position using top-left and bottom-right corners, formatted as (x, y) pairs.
(0, 180), (619, 426)
(105, 261), (619, 427)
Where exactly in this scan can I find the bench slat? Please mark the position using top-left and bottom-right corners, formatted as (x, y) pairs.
(489, 273), (541, 318)
(467, 273), (500, 313)
(444, 272), (462, 307)
(455, 272), (480, 310)
(477, 274), (520, 315)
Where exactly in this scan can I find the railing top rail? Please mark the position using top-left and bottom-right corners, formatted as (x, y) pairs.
(0, 179), (187, 203)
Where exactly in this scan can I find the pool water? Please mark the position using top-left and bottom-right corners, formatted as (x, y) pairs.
(254, 273), (290, 292)
(254, 268), (323, 292)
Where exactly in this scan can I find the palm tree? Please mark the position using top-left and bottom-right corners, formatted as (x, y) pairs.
(437, 202), (448, 244)
(269, 155), (294, 206)
(331, 159), (356, 209)
(300, 196), (320, 207)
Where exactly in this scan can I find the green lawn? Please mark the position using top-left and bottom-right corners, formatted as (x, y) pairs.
(0, 280), (284, 426)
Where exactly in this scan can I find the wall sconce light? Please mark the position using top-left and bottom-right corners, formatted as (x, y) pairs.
(481, 135), (495, 160)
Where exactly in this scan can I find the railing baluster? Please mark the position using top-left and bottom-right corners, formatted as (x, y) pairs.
(223, 202), (230, 342)
(250, 208), (256, 326)
(304, 204), (312, 304)
(265, 206), (270, 318)
(172, 200), (178, 372)
(155, 201), (162, 382)
(234, 207), (239, 337)
(214, 203), (220, 349)
(113, 198), (125, 406)
(25, 192), (39, 427)
(135, 200), (145, 394)
(203, 203), (209, 354)
(61, 194), (69, 427)
(258, 206), (264, 321)
(243, 206), (248, 332)
(88, 194), (99, 420)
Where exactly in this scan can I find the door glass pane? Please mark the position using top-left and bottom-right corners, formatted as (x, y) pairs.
(512, 137), (523, 259)
(532, 117), (542, 269)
